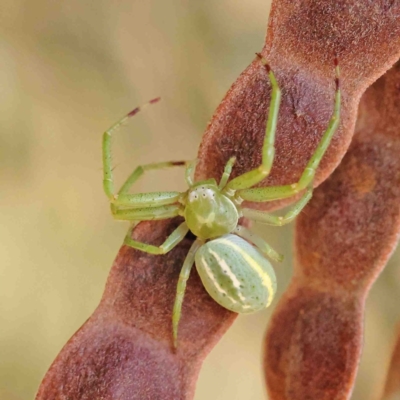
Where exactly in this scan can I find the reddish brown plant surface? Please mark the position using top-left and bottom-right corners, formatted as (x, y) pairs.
(197, 0), (400, 210)
(265, 62), (400, 400)
(36, 219), (235, 399)
(37, 1), (400, 399)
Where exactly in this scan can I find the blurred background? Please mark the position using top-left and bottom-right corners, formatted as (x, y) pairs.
(1, 1), (400, 399)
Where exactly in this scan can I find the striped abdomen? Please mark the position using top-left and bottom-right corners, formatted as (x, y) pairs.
(195, 234), (277, 313)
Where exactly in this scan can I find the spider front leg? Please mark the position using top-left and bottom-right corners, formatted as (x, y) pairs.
(101, 99), (193, 257)
(112, 204), (182, 221)
(111, 160), (196, 209)
(237, 61), (341, 202)
(219, 156), (236, 189)
(112, 190), (183, 210)
(224, 54), (281, 192)
(103, 98), (159, 199)
(102, 97), (191, 209)
(114, 160), (191, 197)
(242, 186), (312, 226)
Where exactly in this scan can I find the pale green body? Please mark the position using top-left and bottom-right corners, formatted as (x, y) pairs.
(184, 181), (239, 239)
(101, 54), (341, 348)
(196, 234), (276, 313)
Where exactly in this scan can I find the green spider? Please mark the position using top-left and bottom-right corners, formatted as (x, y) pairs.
(102, 54), (341, 348)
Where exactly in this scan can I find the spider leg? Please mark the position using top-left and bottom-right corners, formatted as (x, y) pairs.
(112, 191), (182, 209)
(116, 160), (192, 197)
(242, 187), (312, 226)
(102, 97), (192, 205)
(123, 221), (189, 255)
(184, 159), (198, 187)
(109, 160), (192, 212)
(233, 225), (283, 262)
(219, 157), (236, 189)
(114, 157), (195, 208)
(172, 238), (204, 348)
(113, 157), (196, 207)
(224, 54), (281, 192)
(237, 62), (341, 202)
(112, 204), (182, 221)
(103, 97), (161, 198)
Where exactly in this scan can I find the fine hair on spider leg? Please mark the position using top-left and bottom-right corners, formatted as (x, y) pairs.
(101, 54), (341, 348)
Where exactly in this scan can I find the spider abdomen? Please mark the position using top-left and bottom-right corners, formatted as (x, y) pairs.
(195, 234), (277, 313)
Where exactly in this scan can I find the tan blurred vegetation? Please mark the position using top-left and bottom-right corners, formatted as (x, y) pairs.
(1, 1), (399, 399)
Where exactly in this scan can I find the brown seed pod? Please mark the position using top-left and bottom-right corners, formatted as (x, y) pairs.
(264, 62), (400, 400)
(37, 1), (400, 399)
(197, 0), (400, 211)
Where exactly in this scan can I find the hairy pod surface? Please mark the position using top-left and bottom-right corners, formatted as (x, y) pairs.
(37, 1), (400, 399)
(195, 234), (277, 313)
(264, 62), (400, 400)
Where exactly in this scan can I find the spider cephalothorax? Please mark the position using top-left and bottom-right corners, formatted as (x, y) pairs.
(102, 54), (341, 347)
(184, 179), (239, 239)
